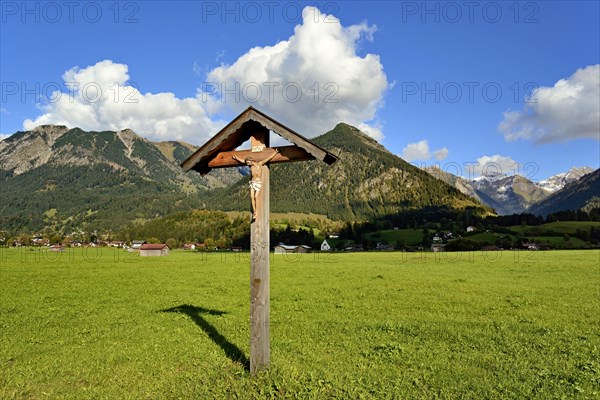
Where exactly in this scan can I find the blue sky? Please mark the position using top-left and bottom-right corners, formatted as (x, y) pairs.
(1, 1), (599, 180)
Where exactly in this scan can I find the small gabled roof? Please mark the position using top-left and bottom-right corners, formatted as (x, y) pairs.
(274, 244), (311, 250)
(140, 244), (170, 250)
(274, 244), (298, 250)
(181, 106), (338, 175)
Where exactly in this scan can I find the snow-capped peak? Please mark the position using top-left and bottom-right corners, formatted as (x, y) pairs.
(538, 167), (594, 193)
(473, 171), (508, 183)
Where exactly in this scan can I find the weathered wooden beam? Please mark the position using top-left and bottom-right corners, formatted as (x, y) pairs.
(184, 121), (258, 175)
(247, 108), (338, 165)
(181, 106), (338, 175)
(249, 128), (270, 375)
(181, 115), (257, 173)
(207, 146), (315, 169)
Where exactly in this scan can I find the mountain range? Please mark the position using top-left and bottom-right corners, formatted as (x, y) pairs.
(0, 124), (489, 232)
(0, 125), (242, 232)
(0, 124), (597, 233)
(425, 166), (595, 215)
(204, 123), (490, 221)
(537, 167), (594, 192)
(527, 168), (600, 216)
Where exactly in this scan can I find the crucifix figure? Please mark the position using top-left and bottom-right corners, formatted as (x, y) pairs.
(232, 148), (279, 219)
(181, 107), (337, 375)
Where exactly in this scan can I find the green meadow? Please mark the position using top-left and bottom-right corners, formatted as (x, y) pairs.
(365, 229), (425, 246)
(1, 248), (598, 399)
(509, 221), (600, 235)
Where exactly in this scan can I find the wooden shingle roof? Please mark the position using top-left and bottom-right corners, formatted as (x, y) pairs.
(181, 107), (338, 175)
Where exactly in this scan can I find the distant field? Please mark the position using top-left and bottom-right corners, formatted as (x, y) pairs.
(510, 221), (600, 235)
(466, 231), (515, 243)
(1, 248), (598, 399)
(365, 229), (424, 245)
(525, 236), (588, 248)
(467, 231), (588, 248)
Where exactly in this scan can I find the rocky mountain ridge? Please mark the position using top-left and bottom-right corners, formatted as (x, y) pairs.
(424, 166), (595, 215)
(1, 123), (490, 231)
(206, 123), (491, 221)
(527, 168), (600, 216)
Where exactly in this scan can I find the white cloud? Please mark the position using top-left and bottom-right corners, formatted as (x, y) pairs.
(401, 140), (430, 161)
(21, 7), (388, 144)
(401, 140), (448, 162)
(433, 147), (449, 161)
(499, 64), (600, 143)
(357, 123), (384, 142)
(466, 154), (519, 177)
(205, 6), (388, 140)
(0, 133), (11, 142)
(23, 60), (224, 144)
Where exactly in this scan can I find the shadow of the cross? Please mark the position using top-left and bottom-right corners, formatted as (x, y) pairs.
(161, 304), (249, 370)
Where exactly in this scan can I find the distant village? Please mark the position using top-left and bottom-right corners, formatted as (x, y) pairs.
(2, 223), (571, 256)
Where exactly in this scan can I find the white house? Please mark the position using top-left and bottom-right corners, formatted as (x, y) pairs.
(467, 226), (477, 233)
(320, 240), (331, 251)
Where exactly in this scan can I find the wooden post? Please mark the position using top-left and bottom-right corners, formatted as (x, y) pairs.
(250, 127), (270, 374)
(180, 107), (338, 376)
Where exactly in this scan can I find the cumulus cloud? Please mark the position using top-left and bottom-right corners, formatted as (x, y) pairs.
(401, 140), (430, 161)
(357, 123), (384, 142)
(0, 134), (10, 142)
(433, 147), (449, 161)
(401, 140), (448, 162)
(23, 7), (387, 144)
(23, 60), (224, 143)
(498, 64), (600, 143)
(466, 155), (519, 178)
(204, 6), (388, 140)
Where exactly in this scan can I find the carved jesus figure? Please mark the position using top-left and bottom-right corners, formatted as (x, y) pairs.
(233, 148), (279, 219)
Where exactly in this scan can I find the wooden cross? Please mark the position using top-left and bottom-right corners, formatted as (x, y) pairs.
(181, 107), (337, 374)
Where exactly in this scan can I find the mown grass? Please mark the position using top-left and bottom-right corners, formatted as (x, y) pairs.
(1, 248), (598, 399)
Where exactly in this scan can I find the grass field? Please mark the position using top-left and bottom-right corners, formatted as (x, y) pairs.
(1, 248), (599, 399)
(465, 231), (515, 243)
(509, 221), (599, 235)
(365, 229), (424, 246)
(525, 236), (588, 248)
